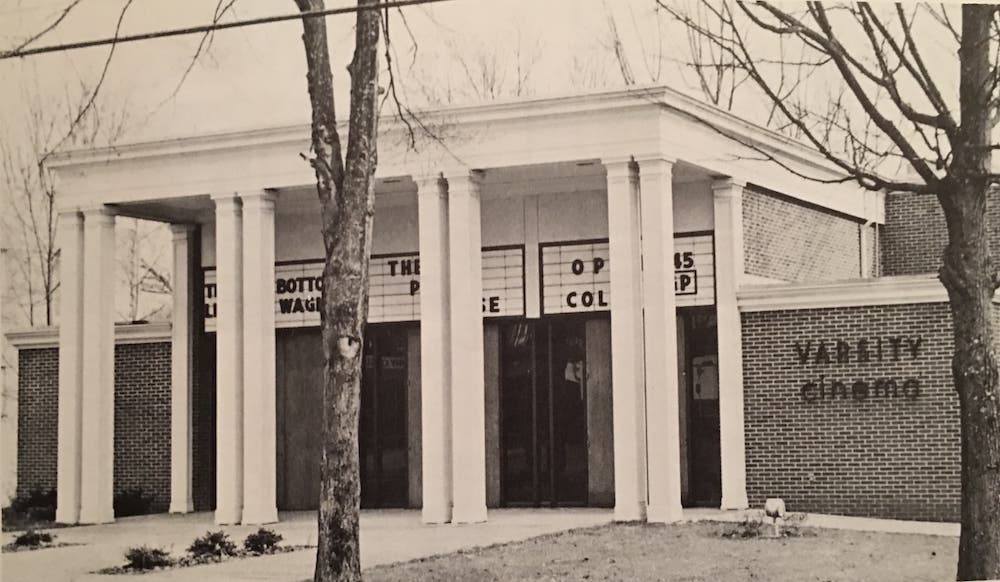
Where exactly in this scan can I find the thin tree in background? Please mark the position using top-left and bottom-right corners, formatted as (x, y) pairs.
(293, 1), (381, 580)
(661, 2), (998, 579)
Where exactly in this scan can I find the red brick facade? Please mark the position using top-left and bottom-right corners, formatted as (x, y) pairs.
(741, 302), (960, 521)
(16, 342), (173, 512)
(16, 348), (59, 497)
(881, 188), (1000, 276)
(743, 187), (870, 282)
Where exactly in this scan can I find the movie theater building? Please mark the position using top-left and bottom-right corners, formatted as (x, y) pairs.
(9, 86), (998, 526)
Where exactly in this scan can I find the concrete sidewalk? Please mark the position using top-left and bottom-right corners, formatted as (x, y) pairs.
(1, 507), (960, 582)
(2, 508), (612, 582)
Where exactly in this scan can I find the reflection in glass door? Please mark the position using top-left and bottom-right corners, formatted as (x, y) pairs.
(360, 326), (409, 508)
(500, 318), (588, 506)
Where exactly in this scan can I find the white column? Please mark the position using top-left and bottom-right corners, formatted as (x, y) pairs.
(604, 158), (647, 522)
(416, 175), (453, 524)
(446, 171), (487, 524)
(78, 206), (116, 524)
(240, 191), (278, 524)
(712, 178), (749, 510)
(56, 210), (84, 524)
(169, 224), (197, 513)
(213, 194), (244, 525)
(638, 157), (683, 523)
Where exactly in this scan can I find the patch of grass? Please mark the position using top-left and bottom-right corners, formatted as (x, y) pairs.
(721, 513), (812, 539)
(187, 530), (237, 559)
(364, 522), (958, 582)
(13, 529), (53, 547)
(243, 528), (283, 554)
(113, 488), (155, 518)
(94, 543), (314, 575)
(124, 546), (174, 570)
(2, 487), (57, 531)
(1, 528), (72, 552)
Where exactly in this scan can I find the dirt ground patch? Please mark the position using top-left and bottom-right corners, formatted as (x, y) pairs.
(364, 521), (957, 582)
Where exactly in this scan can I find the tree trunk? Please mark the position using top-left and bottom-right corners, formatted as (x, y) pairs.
(294, 1), (381, 581)
(938, 6), (1000, 580)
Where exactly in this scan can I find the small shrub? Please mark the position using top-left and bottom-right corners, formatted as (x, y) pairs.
(113, 488), (155, 517)
(187, 530), (237, 559)
(781, 512), (809, 537)
(13, 529), (54, 547)
(124, 546), (173, 570)
(9, 487), (57, 523)
(244, 528), (283, 554)
(722, 515), (766, 538)
(722, 513), (811, 539)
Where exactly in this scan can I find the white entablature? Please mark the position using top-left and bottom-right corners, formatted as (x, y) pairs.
(45, 84), (882, 224)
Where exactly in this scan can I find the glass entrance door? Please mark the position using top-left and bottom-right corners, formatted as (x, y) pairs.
(500, 318), (588, 506)
(360, 325), (409, 508)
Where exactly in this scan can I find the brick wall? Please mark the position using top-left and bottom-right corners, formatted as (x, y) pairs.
(15, 342), (173, 512)
(114, 342), (171, 511)
(882, 188), (1000, 276)
(742, 302), (960, 521)
(16, 348), (59, 497)
(743, 187), (866, 282)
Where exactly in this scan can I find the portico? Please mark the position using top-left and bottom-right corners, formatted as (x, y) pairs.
(44, 86), (879, 525)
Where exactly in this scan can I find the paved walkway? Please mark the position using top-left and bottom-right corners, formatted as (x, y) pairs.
(2, 508), (612, 582)
(1, 508), (960, 582)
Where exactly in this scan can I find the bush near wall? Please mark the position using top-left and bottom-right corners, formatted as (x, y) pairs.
(741, 302), (960, 522)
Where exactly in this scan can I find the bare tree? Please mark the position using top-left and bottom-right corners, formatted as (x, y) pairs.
(1, 84), (128, 327)
(293, 1), (381, 580)
(661, 2), (999, 579)
(117, 218), (172, 323)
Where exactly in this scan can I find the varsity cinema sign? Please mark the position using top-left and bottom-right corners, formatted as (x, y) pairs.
(203, 247), (525, 330)
(540, 234), (715, 315)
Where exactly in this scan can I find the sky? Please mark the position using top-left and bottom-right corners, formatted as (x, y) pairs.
(0, 0), (990, 329)
(0, 0), (678, 145)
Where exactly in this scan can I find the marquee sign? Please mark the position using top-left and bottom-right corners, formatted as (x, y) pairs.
(204, 246), (525, 330)
(540, 234), (715, 315)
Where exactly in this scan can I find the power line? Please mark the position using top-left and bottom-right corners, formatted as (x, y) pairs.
(0, 0), (452, 60)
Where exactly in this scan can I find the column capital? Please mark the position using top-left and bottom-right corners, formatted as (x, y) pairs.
(445, 169), (483, 199)
(211, 192), (242, 210)
(414, 174), (446, 198)
(58, 209), (83, 224)
(711, 177), (747, 196)
(170, 223), (198, 240)
(602, 158), (637, 182)
(80, 205), (116, 224)
(632, 153), (676, 167)
(240, 190), (278, 211)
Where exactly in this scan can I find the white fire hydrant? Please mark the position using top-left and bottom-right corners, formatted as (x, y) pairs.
(763, 498), (786, 538)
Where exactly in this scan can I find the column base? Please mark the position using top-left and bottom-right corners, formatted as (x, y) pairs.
(613, 501), (647, 522)
(241, 506), (279, 525)
(646, 503), (684, 524)
(54, 506), (79, 525)
(451, 504), (487, 524)
(78, 507), (114, 525)
(720, 494), (749, 511)
(215, 506), (242, 525)
(421, 505), (452, 525)
(169, 500), (195, 514)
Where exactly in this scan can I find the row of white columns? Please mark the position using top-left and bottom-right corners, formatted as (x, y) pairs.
(56, 207), (117, 524)
(605, 159), (749, 522)
(413, 162), (748, 524)
(56, 163), (747, 526)
(210, 191), (279, 525)
(416, 172), (489, 523)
